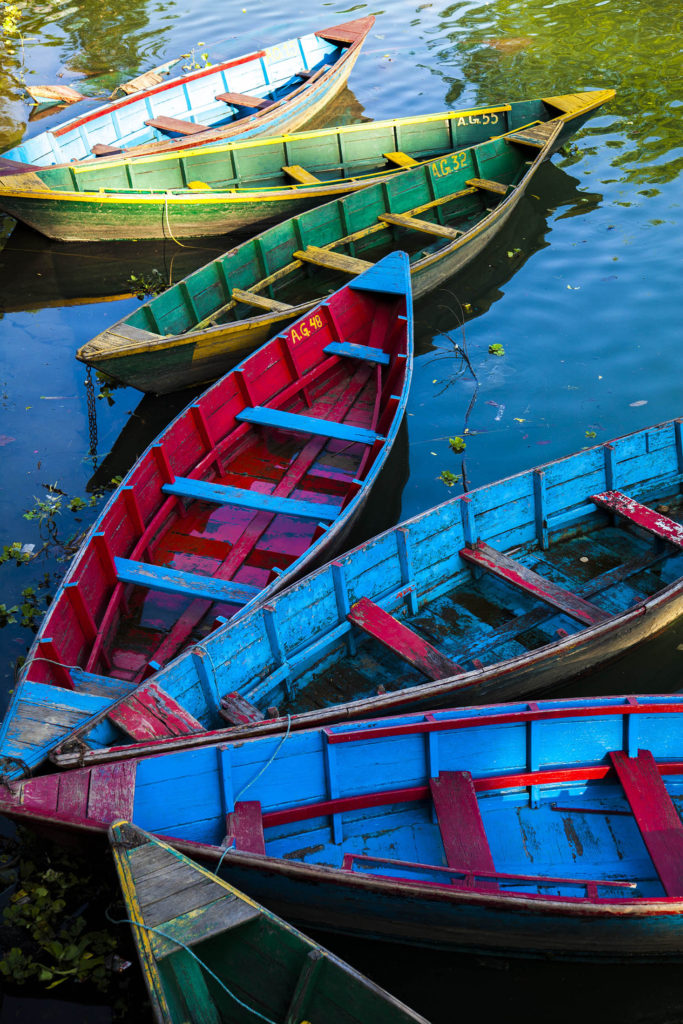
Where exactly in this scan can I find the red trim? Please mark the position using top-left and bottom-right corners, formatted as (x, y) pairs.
(260, 761), (683, 828)
(52, 52), (265, 136)
(324, 701), (683, 744)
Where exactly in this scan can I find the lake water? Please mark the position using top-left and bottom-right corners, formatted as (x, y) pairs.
(0, 0), (681, 1020)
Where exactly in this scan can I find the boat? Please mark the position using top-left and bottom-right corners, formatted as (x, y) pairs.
(0, 90), (614, 243)
(76, 89), (615, 394)
(109, 821), (430, 1023)
(49, 417), (683, 772)
(0, 253), (412, 781)
(5, 694), (683, 962)
(0, 19), (373, 168)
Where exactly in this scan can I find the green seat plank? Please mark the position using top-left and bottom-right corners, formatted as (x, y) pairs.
(163, 476), (340, 521)
(115, 557), (260, 606)
(323, 341), (390, 366)
(236, 406), (383, 445)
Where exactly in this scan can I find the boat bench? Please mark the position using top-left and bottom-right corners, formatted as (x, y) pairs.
(348, 597), (463, 680)
(114, 556), (260, 606)
(91, 143), (123, 157)
(225, 800), (266, 855)
(592, 491), (683, 549)
(609, 749), (683, 897)
(107, 680), (204, 741)
(236, 406), (383, 446)
(215, 91), (273, 110)
(430, 771), (499, 891)
(144, 115), (210, 136)
(324, 341), (390, 366)
(162, 475), (339, 521)
(460, 541), (610, 627)
(282, 164), (322, 185)
(230, 287), (293, 312)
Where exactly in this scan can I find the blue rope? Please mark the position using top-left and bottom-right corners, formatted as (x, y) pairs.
(107, 909), (281, 1024)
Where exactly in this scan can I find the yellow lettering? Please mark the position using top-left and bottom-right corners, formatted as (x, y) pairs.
(291, 328), (300, 342)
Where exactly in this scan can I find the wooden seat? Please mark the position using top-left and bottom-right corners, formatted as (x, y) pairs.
(236, 406), (383, 446)
(107, 680), (204, 741)
(225, 800), (266, 855)
(348, 597), (463, 679)
(591, 491), (683, 549)
(460, 541), (611, 627)
(114, 556), (260, 606)
(282, 164), (322, 185)
(293, 245), (373, 275)
(430, 771), (498, 891)
(323, 341), (390, 366)
(378, 212), (461, 240)
(230, 287), (293, 312)
(91, 143), (123, 157)
(505, 121), (557, 148)
(215, 91), (273, 110)
(609, 749), (683, 896)
(162, 476), (339, 521)
(465, 177), (509, 195)
(145, 116), (209, 136)
(384, 150), (420, 169)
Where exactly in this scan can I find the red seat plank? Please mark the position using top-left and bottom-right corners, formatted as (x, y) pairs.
(225, 800), (265, 855)
(145, 115), (210, 136)
(460, 541), (610, 627)
(348, 597), (463, 680)
(108, 681), (203, 740)
(430, 771), (498, 891)
(592, 491), (683, 549)
(609, 749), (683, 897)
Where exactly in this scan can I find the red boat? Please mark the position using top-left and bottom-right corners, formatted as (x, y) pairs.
(0, 252), (412, 780)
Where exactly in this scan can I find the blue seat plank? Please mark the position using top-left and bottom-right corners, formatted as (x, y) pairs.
(115, 557), (260, 606)
(349, 250), (411, 296)
(162, 477), (339, 521)
(236, 406), (383, 445)
(323, 342), (390, 366)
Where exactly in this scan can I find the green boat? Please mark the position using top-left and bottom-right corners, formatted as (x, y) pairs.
(0, 90), (613, 243)
(78, 91), (614, 395)
(110, 821), (429, 1024)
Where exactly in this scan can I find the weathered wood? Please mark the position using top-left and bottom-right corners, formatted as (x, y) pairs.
(460, 541), (611, 626)
(115, 556), (260, 605)
(609, 749), (683, 897)
(378, 211), (461, 239)
(91, 143), (123, 156)
(284, 950), (324, 1024)
(282, 164), (322, 185)
(592, 491), (683, 548)
(430, 771), (498, 891)
(145, 115), (210, 136)
(108, 681), (204, 740)
(226, 800), (265, 855)
(505, 120), (558, 147)
(215, 91), (272, 109)
(323, 341), (390, 365)
(231, 287), (293, 312)
(163, 476), (339, 521)
(384, 150), (420, 169)
(465, 176), (508, 195)
(293, 245), (373, 274)
(220, 693), (266, 725)
(152, 895), (260, 959)
(237, 405), (382, 445)
(348, 597), (463, 679)
(166, 952), (222, 1024)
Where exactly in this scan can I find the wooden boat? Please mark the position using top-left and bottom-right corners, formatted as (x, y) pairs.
(0, 253), (412, 781)
(5, 694), (683, 962)
(0, 90), (614, 243)
(109, 821), (429, 1023)
(49, 417), (683, 773)
(0, 19), (374, 168)
(76, 89), (615, 395)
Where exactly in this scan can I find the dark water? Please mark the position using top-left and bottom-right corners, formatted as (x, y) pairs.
(0, 0), (681, 1020)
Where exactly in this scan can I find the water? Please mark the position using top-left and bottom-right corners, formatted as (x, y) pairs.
(0, 0), (681, 1019)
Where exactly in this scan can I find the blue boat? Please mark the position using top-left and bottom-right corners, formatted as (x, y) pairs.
(46, 417), (683, 774)
(0, 18), (373, 167)
(4, 694), (683, 961)
(0, 252), (412, 781)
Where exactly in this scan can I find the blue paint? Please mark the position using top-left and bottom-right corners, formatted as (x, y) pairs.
(236, 406), (384, 446)
(163, 476), (340, 521)
(114, 556), (260, 605)
(323, 342), (391, 366)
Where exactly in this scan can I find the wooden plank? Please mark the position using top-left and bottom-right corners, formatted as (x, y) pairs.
(323, 341), (390, 366)
(293, 245), (373, 275)
(230, 287), (293, 312)
(460, 541), (611, 626)
(237, 406), (382, 445)
(108, 681), (203, 741)
(142, 876), (225, 928)
(114, 556), (260, 605)
(378, 211), (461, 240)
(384, 150), (419, 169)
(506, 122), (556, 147)
(87, 760), (136, 821)
(429, 771), (498, 891)
(348, 597), (463, 680)
(91, 143), (123, 156)
(215, 90), (271, 109)
(282, 164), (322, 185)
(0, 156), (43, 175)
(220, 693), (265, 725)
(592, 491), (683, 548)
(163, 476), (339, 521)
(226, 800), (265, 855)
(166, 952), (222, 1024)
(152, 895), (260, 959)
(465, 176), (509, 195)
(609, 750), (683, 897)
(284, 950), (324, 1024)
(144, 115), (209, 136)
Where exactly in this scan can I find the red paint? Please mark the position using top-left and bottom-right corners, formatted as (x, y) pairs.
(430, 771), (498, 891)
(108, 682), (203, 740)
(348, 597), (463, 680)
(609, 749), (683, 896)
(226, 800), (265, 855)
(592, 491), (683, 549)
